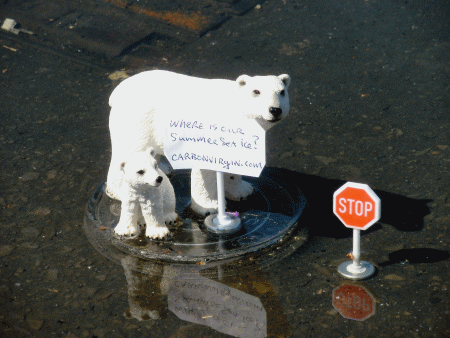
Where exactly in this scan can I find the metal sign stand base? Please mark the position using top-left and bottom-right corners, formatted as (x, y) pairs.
(337, 260), (376, 280)
(204, 213), (241, 235)
(204, 171), (242, 235)
(337, 229), (376, 280)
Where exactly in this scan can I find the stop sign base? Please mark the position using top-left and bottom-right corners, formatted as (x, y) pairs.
(338, 260), (376, 280)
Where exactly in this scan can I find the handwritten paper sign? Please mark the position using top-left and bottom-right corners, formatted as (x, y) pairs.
(168, 276), (267, 338)
(164, 116), (265, 177)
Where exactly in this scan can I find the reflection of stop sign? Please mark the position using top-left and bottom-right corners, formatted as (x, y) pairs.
(332, 283), (376, 321)
(333, 182), (381, 230)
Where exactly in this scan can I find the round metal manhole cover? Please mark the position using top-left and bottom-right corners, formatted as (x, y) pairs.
(84, 168), (307, 274)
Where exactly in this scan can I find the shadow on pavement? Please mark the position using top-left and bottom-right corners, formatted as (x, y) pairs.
(267, 167), (431, 239)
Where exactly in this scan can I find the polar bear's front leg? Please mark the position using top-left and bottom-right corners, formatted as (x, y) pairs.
(145, 223), (170, 239)
(224, 174), (254, 201)
(114, 201), (141, 236)
(140, 201), (170, 239)
(106, 155), (124, 201)
(190, 169), (220, 216)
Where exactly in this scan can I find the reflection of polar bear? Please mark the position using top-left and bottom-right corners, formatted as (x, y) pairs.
(107, 70), (291, 215)
(114, 148), (177, 239)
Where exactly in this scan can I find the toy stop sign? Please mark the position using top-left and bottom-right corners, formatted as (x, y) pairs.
(332, 283), (376, 321)
(333, 182), (381, 230)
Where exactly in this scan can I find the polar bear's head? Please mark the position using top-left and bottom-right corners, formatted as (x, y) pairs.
(236, 74), (291, 131)
(120, 148), (163, 189)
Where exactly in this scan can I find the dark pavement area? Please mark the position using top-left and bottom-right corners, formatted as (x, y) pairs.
(1, 0), (261, 67)
(1, 0), (450, 337)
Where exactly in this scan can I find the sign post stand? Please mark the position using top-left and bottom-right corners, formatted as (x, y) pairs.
(337, 229), (375, 279)
(333, 182), (380, 280)
(204, 171), (242, 235)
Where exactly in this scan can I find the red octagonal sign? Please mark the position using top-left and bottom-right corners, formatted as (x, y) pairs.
(332, 283), (376, 321)
(333, 182), (381, 230)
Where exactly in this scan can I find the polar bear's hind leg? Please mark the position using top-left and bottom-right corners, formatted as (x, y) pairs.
(224, 174), (254, 201)
(190, 169), (220, 216)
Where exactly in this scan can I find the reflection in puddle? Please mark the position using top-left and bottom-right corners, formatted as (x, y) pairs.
(122, 256), (168, 321)
(332, 282), (377, 321)
(120, 255), (291, 337)
(168, 276), (266, 338)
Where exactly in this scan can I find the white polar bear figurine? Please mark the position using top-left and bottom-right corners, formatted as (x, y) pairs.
(114, 148), (178, 239)
(107, 70), (291, 215)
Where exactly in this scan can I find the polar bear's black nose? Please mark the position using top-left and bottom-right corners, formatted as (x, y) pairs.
(269, 107), (282, 118)
(156, 176), (163, 184)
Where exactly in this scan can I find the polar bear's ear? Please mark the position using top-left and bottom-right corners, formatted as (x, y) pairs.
(148, 147), (156, 158)
(236, 75), (250, 88)
(120, 161), (126, 172)
(278, 74), (291, 89)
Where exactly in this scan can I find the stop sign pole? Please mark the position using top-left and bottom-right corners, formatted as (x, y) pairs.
(333, 182), (381, 280)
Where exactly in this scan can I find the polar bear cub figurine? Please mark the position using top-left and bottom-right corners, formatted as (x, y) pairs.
(107, 70), (291, 215)
(114, 148), (178, 239)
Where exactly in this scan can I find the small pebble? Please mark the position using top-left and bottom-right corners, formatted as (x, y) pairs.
(47, 269), (59, 281)
(20, 242), (40, 249)
(46, 169), (58, 179)
(384, 274), (405, 281)
(315, 156), (337, 165)
(108, 70), (129, 80)
(26, 318), (44, 331)
(20, 172), (40, 181)
(0, 245), (14, 257)
(32, 207), (51, 216)
(21, 227), (41, 237)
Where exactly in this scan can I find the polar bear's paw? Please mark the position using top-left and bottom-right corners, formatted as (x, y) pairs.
(145, 225), (170, 239)
(164, 212), (178, 225)
(114, 222), (140, 237)
(190, 198), (219, 216)
(225, 180), (254, 201)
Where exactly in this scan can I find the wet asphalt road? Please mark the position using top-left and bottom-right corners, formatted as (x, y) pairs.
(1, 0), (450, 337)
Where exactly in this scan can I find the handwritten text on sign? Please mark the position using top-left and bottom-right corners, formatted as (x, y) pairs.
(164, 117), (265, 177)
